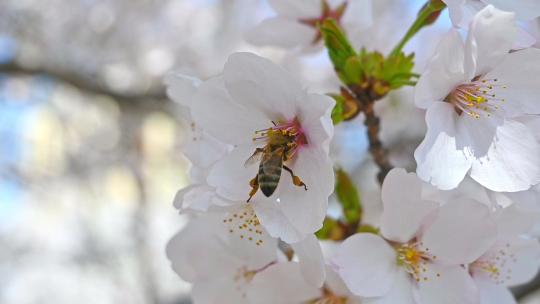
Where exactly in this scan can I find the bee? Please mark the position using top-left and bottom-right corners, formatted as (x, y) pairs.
(245, 124), (308, 202)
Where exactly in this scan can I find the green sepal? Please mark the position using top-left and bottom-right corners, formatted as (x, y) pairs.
(315, 217), (345, 240)
(357, 224), (379, 235)
(330, 94), (345, 125)
(335, 168), (362, 225)
(320, 19), (356, 73)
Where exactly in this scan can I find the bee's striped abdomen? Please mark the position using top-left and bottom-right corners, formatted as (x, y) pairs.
(258, 154), (283, 197)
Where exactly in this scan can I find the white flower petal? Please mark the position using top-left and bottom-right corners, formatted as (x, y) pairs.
(164, 72), (201, 107)
(175, 184), (217, 212)
(445, 0), (484, 28)
(494, 201), (540, 240)
(421, 199), (497, 265)
(488, 238), (540, 287)
(363, 270), (415, 304)
(192, 277), (249, 304)
(252, 198), (305, 243)
(207, 145), (259, 202)
(513, 26), (536, 49)
(464, 5), (517, 78)
(291, 234), (326, 287)
(224, 52), (303, 121)
(183, 129), (230, 169)
(299, 93), (335, 150)
(325, 266), (355, 298)
(284, 147), (334, 232)
(165, 217), (241, 282)
(223, 205), (279, 270)
(470, 120), (540, 192)
(415, 102), (473, 190)
(246, 262), (322, 304)
(485, 0), (540, 21)
(246, 17), (316, 49)
(475, 277), (516, 304)
(333, 234), (398, 297)
(267, 0), (321, 18)
(415, 29), (466, 109)
(422, 176), (493, 208)
(191, 76), (268, 145)
(255, 147), (333, 243)
(417, 264), (479, 304)
(455, 112), (501, 158)
(380, 169), (438, 243)
(484, 48), (540, 117)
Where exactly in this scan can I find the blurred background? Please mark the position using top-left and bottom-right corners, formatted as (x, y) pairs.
(0, 0), (539, 303)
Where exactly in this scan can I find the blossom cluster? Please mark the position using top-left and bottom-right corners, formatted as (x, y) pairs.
(165, 1), (540, 303)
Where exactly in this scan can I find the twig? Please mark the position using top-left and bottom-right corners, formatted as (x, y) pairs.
(348, 85), (393, 184)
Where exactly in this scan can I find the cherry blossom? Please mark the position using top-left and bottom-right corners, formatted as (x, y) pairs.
(188, 52), (335, 243)
(332, 169), (497, 303)
(161, 2), (540, 303)
(166, 214), (278, 304)
(414, 5), (540, 192)
(469, 203), (540, 304)
(246, 0), (372, 51)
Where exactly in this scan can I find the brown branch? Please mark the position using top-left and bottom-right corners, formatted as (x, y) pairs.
(348, 83), (393, 184)
(0, 61), (168, 104)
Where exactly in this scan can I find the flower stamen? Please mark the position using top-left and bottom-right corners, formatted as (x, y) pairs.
(471, 243), (516, 285)
(447, 78), (507, 119)
(223, 205), (265, 246)
(396, 242), (439, 282)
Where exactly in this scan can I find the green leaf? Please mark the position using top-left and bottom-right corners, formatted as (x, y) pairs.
(335, 168), (362, 225)
(320, 19), (356, 72)
(343, 56), (363, 84)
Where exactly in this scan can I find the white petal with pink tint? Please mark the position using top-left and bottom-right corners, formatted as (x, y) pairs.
(415, 102), (473, 190)
(415, 29), (466, 109)
(333, 233), (398, 297)
(380, 168), (438, 243)
(416, 264), (479, 304)
(470, 120), (540, 192)
(291, 234), (326, 287)
(246, 262), (322, 304)
(421, 199), (497, 265)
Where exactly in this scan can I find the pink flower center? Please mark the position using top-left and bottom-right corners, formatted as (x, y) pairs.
(447, 77), (507, 119)
(252, 118), (307, 160)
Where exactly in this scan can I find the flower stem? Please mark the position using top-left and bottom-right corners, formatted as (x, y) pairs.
(389, 0), (446, 57)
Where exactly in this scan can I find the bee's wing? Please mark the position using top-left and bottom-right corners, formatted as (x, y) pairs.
(244, 149), (263, 167)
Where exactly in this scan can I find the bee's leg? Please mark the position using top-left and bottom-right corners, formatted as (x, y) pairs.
(283, 166), (307, 191)
(247, 175), (259, 202)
